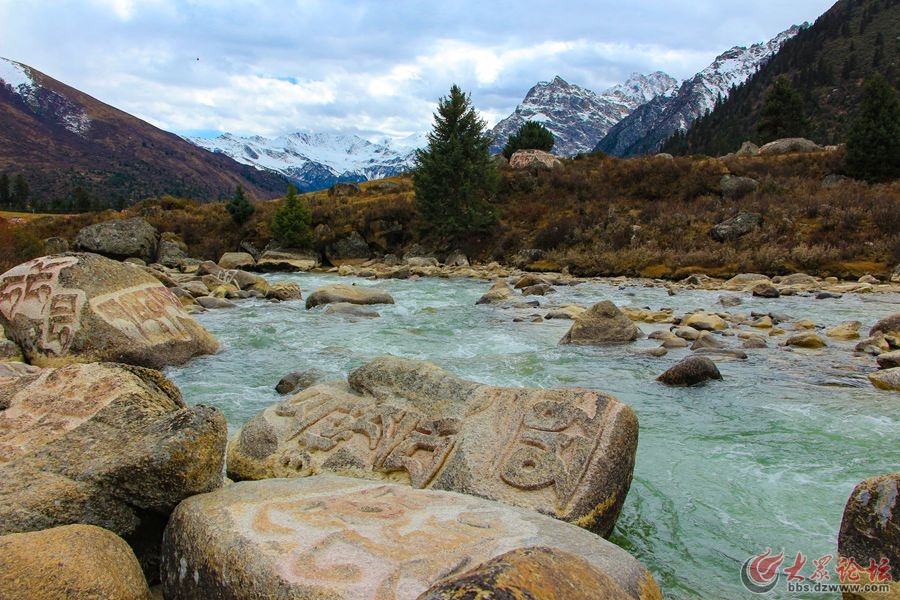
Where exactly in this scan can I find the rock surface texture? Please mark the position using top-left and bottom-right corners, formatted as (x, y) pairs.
(306, 283), (395, 309)
(559, 300), (642, 344)
(228, 357), (638, 537)
(0, 362), (227, 577)
(0, 253), (219, 368)
(160, 476), (661, 600)
(73, 217), (159, 263)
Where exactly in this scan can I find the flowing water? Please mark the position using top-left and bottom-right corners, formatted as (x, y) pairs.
(166, 272), (900, 599)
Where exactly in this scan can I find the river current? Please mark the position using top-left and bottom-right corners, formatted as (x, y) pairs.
(166, 272), (900, 599)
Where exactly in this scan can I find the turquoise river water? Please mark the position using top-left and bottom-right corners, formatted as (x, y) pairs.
(166, 272), (900, 600)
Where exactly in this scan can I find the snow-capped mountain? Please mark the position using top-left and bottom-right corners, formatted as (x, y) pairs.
(188, 131), (422, 192)
(490, 72), (678, 157)
(1, 57), (93, 136)
(595, 25), (802, 157)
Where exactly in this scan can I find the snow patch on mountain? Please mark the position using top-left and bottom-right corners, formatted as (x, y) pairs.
(1, 57), (92, 137)
(189, 131), (419, 192)
(0, 58), (32, 91)
(490, 72), (678, 157)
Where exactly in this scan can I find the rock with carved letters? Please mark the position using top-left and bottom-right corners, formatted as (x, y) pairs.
(0, 253), (219, 368)
(0, 362), (227, 579)
(160, 476), (661, 600)
(227, 357), (638, 537)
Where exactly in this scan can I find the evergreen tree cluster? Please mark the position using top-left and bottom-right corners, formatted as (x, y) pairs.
(844, 74), (900, 182)
(226, 185), (255, 226)
(413, 85), (498, 242)
(502, 121), (555, 159)
(270, 183), (313, 249)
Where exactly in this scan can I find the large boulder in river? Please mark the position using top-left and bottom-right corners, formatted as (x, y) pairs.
(559, 300), (642, 345)
(0, 362), (227, 577)
(868, 367), (900, 391)
(256, 249), (320, 271)
(0, 524), (152, 600)
(160, 476), (660, 600)
(476, 279), (515, 304)
(228, 357), (638, 537)
(870, 313), (900, 338)
(837, 473), (900, 598)
(217, 251), (255, 270)
(73, 217), (159, 263)
(305, 283), (395, 309)
(0, 253), (219, 368)
(657, 356), (722, 386)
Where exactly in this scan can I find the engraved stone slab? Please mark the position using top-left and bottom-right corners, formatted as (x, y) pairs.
(0, 253), (219, 368)
(0, 362), (227, 577)
(160, 476), (661, 600)
(228, 357), (638, 537)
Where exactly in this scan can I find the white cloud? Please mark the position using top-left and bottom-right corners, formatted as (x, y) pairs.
(0, 0), (837, 141)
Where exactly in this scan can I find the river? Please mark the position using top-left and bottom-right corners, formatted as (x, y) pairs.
(166, 272), (900, 599)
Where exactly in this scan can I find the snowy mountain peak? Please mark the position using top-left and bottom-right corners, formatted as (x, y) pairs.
(0, 57), (33, 92)
(491, 70), (677, 157)
(1, 56), (92, 137)
(188, 131), (417, 192)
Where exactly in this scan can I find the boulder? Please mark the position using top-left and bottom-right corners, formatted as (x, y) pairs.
(228, 357), (638, 537)
(230, 269), (270, 295)
(544, 304), (586, 320)
(329, 181), (361, 196)
(0, 524), (152, 600)
(155, 238), (188, 268)
(0, 362), (227, 577)
(475, 279), (515, 305)
(275, 368), (326, 395)
(508, 149), (563, 170)
(266, 281), (302, 301)
(868, 368), (900, 391)
(657, 356), (723, 386)
(826, 321), (861, 341)
(758, 137), (821, 156)
(218, 251), (256, 270)
(326, 231), (372, 266)
(856, 332), (891, 355)
(779, 273), (818, 286)
(43, 236), (69, 254)
(559, 300), (642, 345)
(734, 141), (760, 157)
(876, 350), (900, 370)
(256, 249), (320, 272)
(73, 217), (159, 263)
(160, 476), (660, 600)
(406, 256), (440, 268)
(783, 332), (827, 349)
(0, 253), (219, 369)
(682, 312), (728, 331)
(194, 296), (236, 310)
(0, 327), (23, 362)
(870, 313), (900, 338)
(837, 473), (900, 598)
(305, 284), (395, 309)
(719, 176), (759, 200)
(521, 283), (554, 296)
(444, 250), (470, 267)
(724, 273), (771, 290)
(417, 546), (649, 600)
(718, 295), (742, 308)
(690, 331), (724, 350)
(750, 281), (780, 298)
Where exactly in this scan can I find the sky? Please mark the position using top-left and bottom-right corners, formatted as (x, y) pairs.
(1, 0), (837, 142)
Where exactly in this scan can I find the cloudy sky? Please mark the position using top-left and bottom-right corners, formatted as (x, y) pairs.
(2, 0), (836, 141)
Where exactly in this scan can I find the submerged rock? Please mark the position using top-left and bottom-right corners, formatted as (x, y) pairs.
(783, 332), (827, 349)
(228, 357), (637, 537)
(475, 279), (515, 304)
(160, 476), (660, 600)
(657, 356), (723, 386)
(0, 253), (219, 369)
(0, 362), (227, 577)
(0, 524), (152, 600)
(559, 300), (642, 345)
(305, 283), (395, 309)
(275, 368), (326, 395)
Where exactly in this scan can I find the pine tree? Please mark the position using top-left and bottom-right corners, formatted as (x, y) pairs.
(226, 185), (255, 226)
(0, 173), (9, 208)
(757, 75), (809, 143)
(12, 174), (29, 210)
(413, 85), (498, 241)
(845, 74), (900, 182)
(502, 121), (555, 159)
(270, 183), (313, 249)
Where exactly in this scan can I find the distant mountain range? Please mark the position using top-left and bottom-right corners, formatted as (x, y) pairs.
(488, 72), (678, 156)
(596, 26), (801, 156)
(188, 131), (423, 193)
(0, 57), (287, 211)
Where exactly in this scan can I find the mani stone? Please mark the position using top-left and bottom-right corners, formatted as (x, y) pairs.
(837, 473), (900, 599)
(0, 362), (227, 578)
(227, 357), (638, 537)
(417, 546), (660, 600)
(305, 283), (395, 309)
(0, 524), (152, 600)
(559, 300), (642, 344)
(0, 253), (219, 369)
(160, 476), (661, 600)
